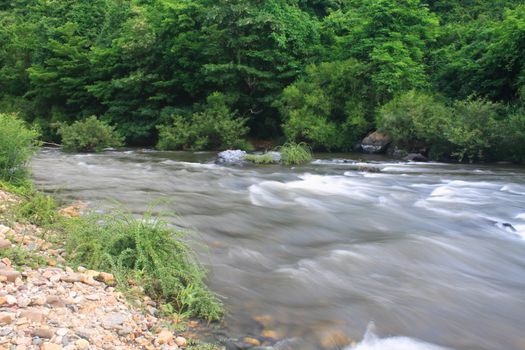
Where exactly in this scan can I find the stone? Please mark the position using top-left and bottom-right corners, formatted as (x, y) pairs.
(56, 328), (68, 337)
(261, 330), (278, 340)
(20, 309), (46, 324)
(32, 328), (54, 339)
(40, 343), (63, 350)
(5, 294), (17, 305)
(98, 272), (114, 284)
(155, 329), (173, 345)
(60, 274), (80, 283)
(360, 131), (392, 153)
(0, 312), (15, 325)
(46, 296), (66, 308)
(243, 337), (261, 346)
(101, 312), (126, 329)
(318, 330), (352, 350)
(216, 150), (248, 165)
(0, 239), (11, 249)
(75, 339), (90, 350)
(0, 269), (21, 282)
(175, 336), (187, 347)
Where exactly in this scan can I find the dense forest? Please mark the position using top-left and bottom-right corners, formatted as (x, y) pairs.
(1, 0), (524, 162)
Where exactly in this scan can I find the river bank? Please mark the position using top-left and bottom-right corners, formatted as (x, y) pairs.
(0, 188), (215, 350)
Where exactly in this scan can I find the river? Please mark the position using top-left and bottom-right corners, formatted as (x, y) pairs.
(31, 149), (525, 350)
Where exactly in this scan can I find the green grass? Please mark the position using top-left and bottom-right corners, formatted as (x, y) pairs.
(243, 153), (275, 164)
(278, 142), (313, 165)
(63, 208), (223, 322)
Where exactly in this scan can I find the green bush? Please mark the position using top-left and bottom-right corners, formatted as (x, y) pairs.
(157, 92), (249, 151)
(0, 113), (40, 184)
(446, 98), (504, 162)
(64, 209), (223, 321)
(377, 90), (452, 151)
(58, 116), (123, 153)
(278, 142), (313, 165)
(277, 60), (371, 151)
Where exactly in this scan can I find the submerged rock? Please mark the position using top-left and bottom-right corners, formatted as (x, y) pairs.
(216, 150), (248, 165)
(361, 132), (392, 154)
(403, 153), (428, 162)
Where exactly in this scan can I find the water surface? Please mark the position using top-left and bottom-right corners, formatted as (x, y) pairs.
(31, 149), (525, 350)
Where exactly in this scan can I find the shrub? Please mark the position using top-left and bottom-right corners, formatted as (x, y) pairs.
(446, 98), (504, 162)
(0, 113), (40, 184)
(58, 116), (123, 153)
(64, 209), (223, 321)
(157, 92), (249, 151)
(376, 90), (452, 151)
(278, 142), (313, 165)
(277, 60), (371, 151)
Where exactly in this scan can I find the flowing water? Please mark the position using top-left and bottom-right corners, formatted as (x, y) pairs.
(31, 149), (525, 350)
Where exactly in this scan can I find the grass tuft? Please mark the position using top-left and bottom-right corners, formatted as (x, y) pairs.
(243, 153), (275, 164)
(278, 142), (313, 165)
(63, 208), (223, 322)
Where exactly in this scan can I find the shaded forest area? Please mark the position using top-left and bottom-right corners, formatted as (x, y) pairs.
(1, 0), (524, 161)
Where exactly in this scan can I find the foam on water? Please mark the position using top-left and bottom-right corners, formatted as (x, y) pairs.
(348, 325), (452, 350)
(515, 213), (525, 220)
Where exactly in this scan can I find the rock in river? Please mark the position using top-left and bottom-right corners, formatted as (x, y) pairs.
(360, 132), (392, 153)
(216, 150), (247, 165)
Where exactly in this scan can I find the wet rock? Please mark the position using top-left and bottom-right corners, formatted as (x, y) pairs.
(361, 131), (392, 153)
(243, 337), (261, 346)
(318, 330), (352, 350)
(216, 150), (247, 165)
(101, 312), (126, 329)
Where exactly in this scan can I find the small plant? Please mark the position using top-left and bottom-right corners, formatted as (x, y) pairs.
(63, 208), (223, 321)
(244, 153), (276, 164)
(58, 116), (123, 152)
(278, 142), (313, 165)
(3, 246), (47, 269)
(0, 113), (40, 184)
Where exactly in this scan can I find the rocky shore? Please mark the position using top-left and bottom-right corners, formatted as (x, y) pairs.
(0, 190), (192, 350)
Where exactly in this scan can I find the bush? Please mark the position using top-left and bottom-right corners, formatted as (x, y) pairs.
(0, 113), (40, 184)
(377, 90), (452, 151)
(157, 92), (249, 151)
(278, 142), (313, 165)
(277, 60), (371, 151)
(58, 116), (123, 152)
(446, 98), (506, 162)
(64, 209), (223, 321)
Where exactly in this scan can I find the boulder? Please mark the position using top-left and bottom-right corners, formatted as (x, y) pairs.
(216, 150), (247, 165)
(360, 132), (392, 153)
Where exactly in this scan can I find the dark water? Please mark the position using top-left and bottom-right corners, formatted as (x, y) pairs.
(31, 149), (525, 350)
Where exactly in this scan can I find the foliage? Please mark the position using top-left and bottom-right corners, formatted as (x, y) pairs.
(0, 113), (40, 184)
(58, 116), (123, 153)
(278, 142), (313, 165)
(377, 90), (452, 150)
(2, 246), (47, 270)
(63, 209), (223, 321)
(157, 93), (249, 151)
(1, 0), (525, 161)
(15, 190), (60, 228)
(277, 59), (370, 150)
(446, 98), (504, 162)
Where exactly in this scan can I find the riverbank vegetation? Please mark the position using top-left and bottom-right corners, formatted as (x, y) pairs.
(1, 0), (524, 162)
(0, 113), (223, 322)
